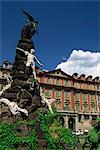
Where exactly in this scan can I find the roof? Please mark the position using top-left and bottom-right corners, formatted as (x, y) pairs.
(38, 68), (72, 79)
(37, 68), (100, 83)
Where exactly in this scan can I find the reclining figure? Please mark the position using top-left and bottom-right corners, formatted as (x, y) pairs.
(0, 98), (28, 116)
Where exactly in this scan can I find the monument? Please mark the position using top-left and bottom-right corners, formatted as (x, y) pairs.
(0, 9), (55, 117)
(0, 10), (76, 150)
(0, 10), (55, 149)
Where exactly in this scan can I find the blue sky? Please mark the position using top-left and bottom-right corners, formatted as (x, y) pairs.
(0, 1), (100, 71)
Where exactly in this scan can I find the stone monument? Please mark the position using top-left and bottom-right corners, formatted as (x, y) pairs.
(0, 10), (78, 150)
(0, 10), (55, 149)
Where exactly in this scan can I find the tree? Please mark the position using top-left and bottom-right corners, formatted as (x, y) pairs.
(86, 118), (100, 150)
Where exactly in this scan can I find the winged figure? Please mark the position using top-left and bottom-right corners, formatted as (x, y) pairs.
(21, 9), (38, 39)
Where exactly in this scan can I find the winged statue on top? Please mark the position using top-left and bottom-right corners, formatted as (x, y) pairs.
(21, 9), (38, 39)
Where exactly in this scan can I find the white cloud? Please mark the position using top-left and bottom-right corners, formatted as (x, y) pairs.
(56, 50), (100, 78)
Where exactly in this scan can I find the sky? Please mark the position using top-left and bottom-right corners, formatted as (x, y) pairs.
(56, 50), (100, 77)
(0, 0), (100, 77)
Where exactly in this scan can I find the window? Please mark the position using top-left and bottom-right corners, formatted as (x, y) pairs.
(65, 92), (70, 99)
(64, 101), (70, 111)
(74, 93), (80, 111)
(90, 84), (94, 90)
(44, 89), (52, 99)
(65, 80), (70, 87)
(90, 94), (96, 112)
(83, 94), (87, 100)
(56, 91), (61, 99)
(56, 71), (61, 75)
(98, 95), (100, 110)
(74, 82), (79, 88)
(95, 85), (97, 90)
(55, 90), (61, 110)
(97, 85), (100, 91)
(56, 78), (61, 85)
(82, 83), (87, 89)
(64, 92), (70, 111)
(55, 99), (61, 110)
(90, 94), (95, 101)
(46, 77), (52, 84)
(84, 105), (88, 112)
(82, 94), (88, 112)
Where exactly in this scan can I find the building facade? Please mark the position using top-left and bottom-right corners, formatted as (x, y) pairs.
(37, 69), (100, 133)
(0, 61), (12, 91)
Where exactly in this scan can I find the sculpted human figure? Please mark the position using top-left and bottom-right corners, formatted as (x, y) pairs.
(16, 47), (43, 79)
(17, 10), (42, 78)
(0, 98), (28, 116)
(40, 88), (55, 114)
(0, 75), (12, 96)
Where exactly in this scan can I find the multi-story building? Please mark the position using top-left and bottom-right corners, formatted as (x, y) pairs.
(0, 61), (100, 133)
(0, 61), (12, 91)
(37, 68), (100, 133)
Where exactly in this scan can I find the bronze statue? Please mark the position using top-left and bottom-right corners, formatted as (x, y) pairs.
(21, 9), (38, 39)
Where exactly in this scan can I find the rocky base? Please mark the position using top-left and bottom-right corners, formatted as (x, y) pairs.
(0, 107), (49, 150)
(0, 107), (77, 150)
(0, 33), (50, 149)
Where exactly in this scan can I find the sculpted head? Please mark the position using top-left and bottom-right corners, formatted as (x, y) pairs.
(30, 49), (35, 54)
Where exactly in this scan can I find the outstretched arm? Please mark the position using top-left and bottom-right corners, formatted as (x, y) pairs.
(0, 98), (10, 105)
(17, 107), (28, 116)
(34, 56), (43, 66)
(16, 47), (28, 55)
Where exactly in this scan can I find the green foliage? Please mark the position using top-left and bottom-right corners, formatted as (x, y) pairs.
(58, 128), (79, 149)
(88, 128), (98, 143)
(84, 118), (100, 150)
(96, 117), (100, 122)
(0, 110), (79, 150)
(39, 111), (79, 150)
(0, 120), (38, 150)
(0, 123), (16, 150)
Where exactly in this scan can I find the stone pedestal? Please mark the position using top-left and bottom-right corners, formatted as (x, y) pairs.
(0, 35), (42, 120)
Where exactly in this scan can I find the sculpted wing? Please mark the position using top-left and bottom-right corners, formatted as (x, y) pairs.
(21, 9), (34, 22)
